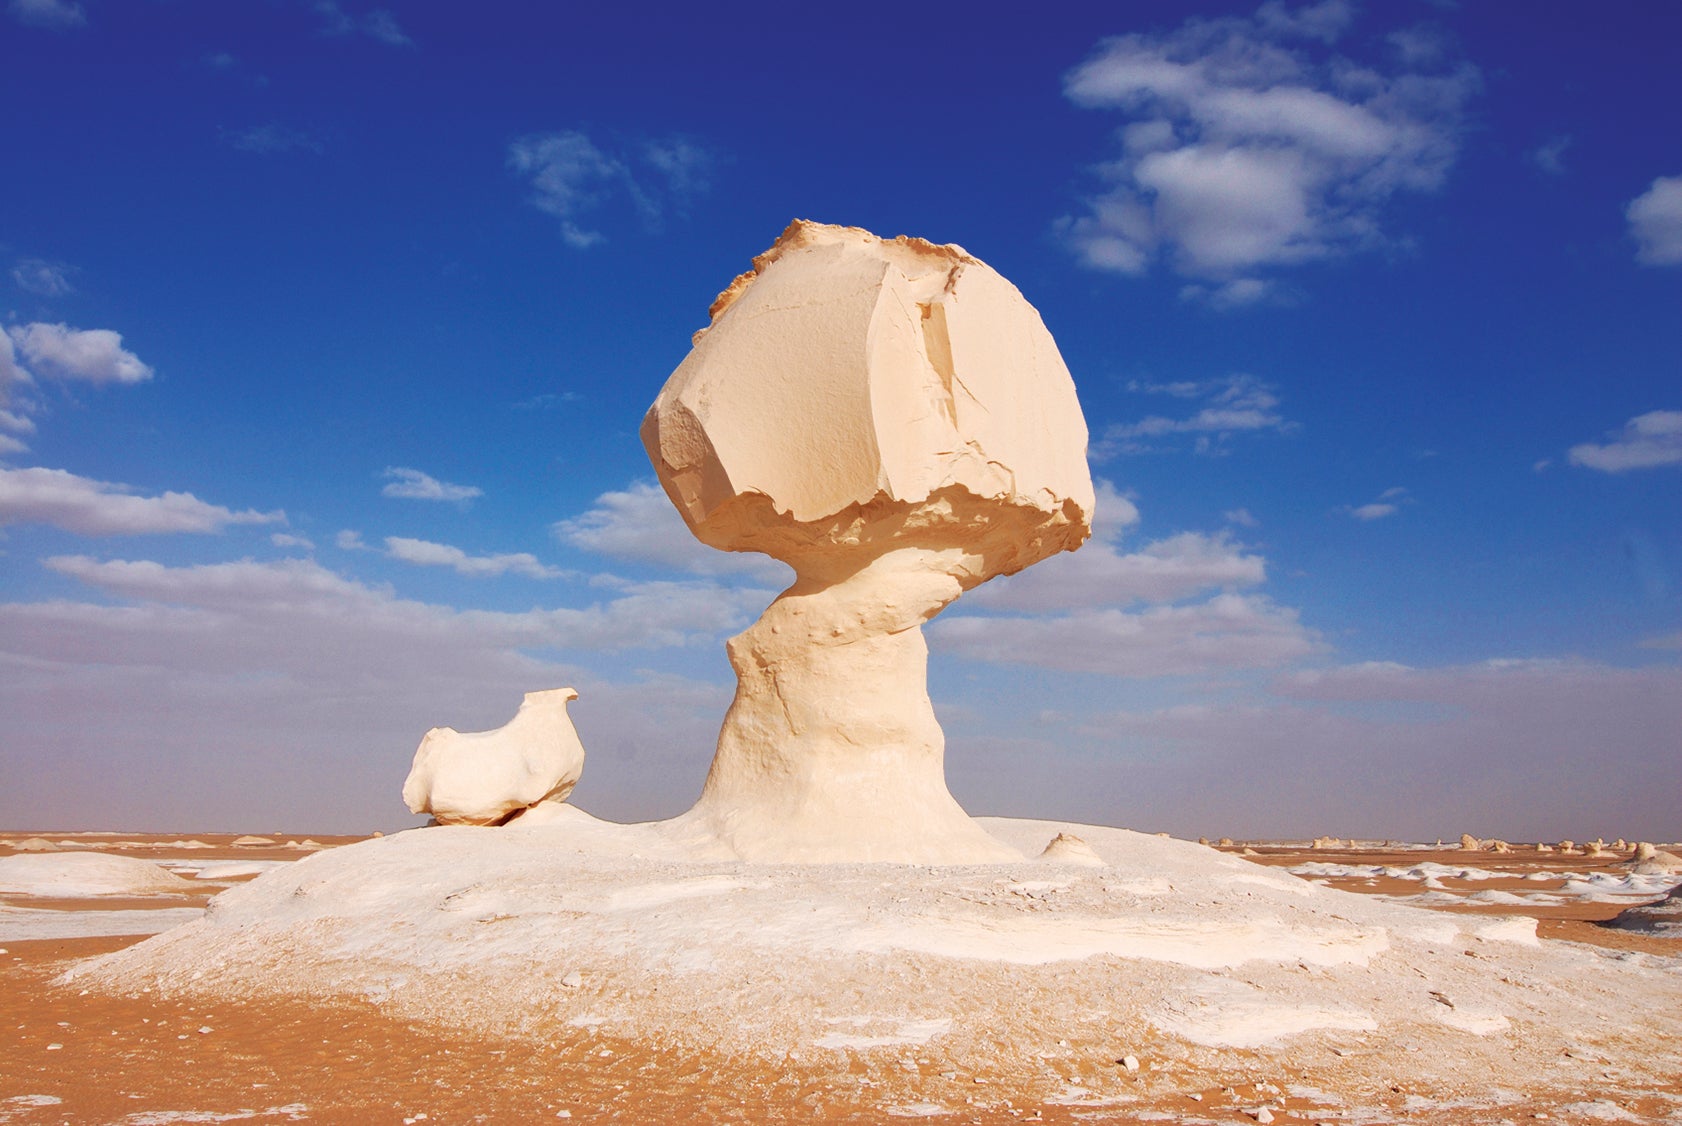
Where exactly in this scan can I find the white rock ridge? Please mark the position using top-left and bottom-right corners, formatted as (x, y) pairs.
(642, 220), (1094, 863)
(402, 688), (585, 826)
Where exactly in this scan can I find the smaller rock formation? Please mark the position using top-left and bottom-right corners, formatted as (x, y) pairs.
(1218, 838), (1235, 848)
(1458, 834), (1481, 851)
(1628, 842), (1682, 875)
(1038, 833), (1105, 867)
(1558, 839), (1578, 854)
(1604, 884), (1682, 937)
(1487, 839), (1512, 853)
(403, 688), (586, 826)
(1311, 836), (1342, 850)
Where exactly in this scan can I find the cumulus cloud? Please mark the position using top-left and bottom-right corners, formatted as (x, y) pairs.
(1059, 2), (1477, 288)
(1567, 410), (1682, 472)
(1627, 175), (1682, 266)
(384, 536), (566, 580)
(508, 130), (719, 248)
(380, 466), (483, 503)
(6, 322), (153, 385)
(1094, 374), (1293, 457)
(11, 258), (76, 296)
(553, 480), (792, 583)
(969, 482), (1263, 614)
(6, 0), (85, 29)
(271, 532), (315, 551)
(0, 466), (284, 535)
(933, 592), (1322, 677)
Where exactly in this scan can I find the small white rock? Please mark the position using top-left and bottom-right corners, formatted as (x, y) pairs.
(197, 1026), (213, 1035)
(561, 971), (583, 989)
(1250, 1110), (1275, 1124)
(46, 1043), (63, 1051)
(1121, 1055), (1140, 1072)
(557, 1113), (572, 1120)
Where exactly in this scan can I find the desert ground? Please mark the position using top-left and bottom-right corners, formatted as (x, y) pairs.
(3, 827), (1679, 1125)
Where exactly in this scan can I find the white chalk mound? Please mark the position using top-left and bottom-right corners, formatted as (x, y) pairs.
(66, 816), (1682, 1103)
(0, 852), (198, 897)
(643, 221), (1094, 863)
(403, 688), (585, 826)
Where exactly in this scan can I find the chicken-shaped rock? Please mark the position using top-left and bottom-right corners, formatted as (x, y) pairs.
(402, 688), (585, 826)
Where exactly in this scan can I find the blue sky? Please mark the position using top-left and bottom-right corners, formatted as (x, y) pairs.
(2, 0), (1678, 841)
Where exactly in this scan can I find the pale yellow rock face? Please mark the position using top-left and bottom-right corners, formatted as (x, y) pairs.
(643, 221), (1094, 863)
(643, 220), (1094, 573)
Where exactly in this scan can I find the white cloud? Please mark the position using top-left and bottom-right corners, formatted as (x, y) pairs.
(225, 123), (324, 156)
(1340, 485), (1408, 520)
(1627, 175), (1682, 266)
(6, 0), (84, 29)
(6, 322), (153, 385)
(970, 524), (1264, 613)
(1095, 374), (1292, 456)
(384, 536), (566, 580)
(335, 529), (369, 550)
(1060, 5), (1477, 284)
(11, 258), (76, 296)
(932, 592), (1322, 677)
(314, 2), (412, 46)
(0, 466), (285, 535)
(271, 532), (315, 551)
(1529, 135), (1571, 176)
(380, 466), (483, 502)
(553, 481), (792, 583)
(1224, 507), (1259, 527)
(1178, 277), (1277, 308)
(1567, 410), (1682, 472)
(508, 130), (719, 247)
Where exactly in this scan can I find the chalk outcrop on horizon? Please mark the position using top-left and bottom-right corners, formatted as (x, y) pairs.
(642, 221), (1094, 862)
(402, 688), (585, 827)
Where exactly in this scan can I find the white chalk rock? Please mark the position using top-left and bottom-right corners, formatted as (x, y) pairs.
(402, 688), (586, 827)
(1628, 842), (1682, 875)
(0, 852), (198, 897)
(643, 221), (1093, 863)
(1038, 833), (1106, 867)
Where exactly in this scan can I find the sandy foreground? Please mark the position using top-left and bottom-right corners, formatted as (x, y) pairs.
(2, 826), (1680, 1124)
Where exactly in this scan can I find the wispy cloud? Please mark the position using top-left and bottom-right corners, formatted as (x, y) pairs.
(6, 0), (85, 30)
(224, 123), (324, 157)
(380, 467), (483, 503)
(1529, 134), (1571, 176)
(384, 536), (566, 580)
(1627, 175), (1682, 266)
(271, 532), (315, 551)
(508, 130), (720, 248)
(1094, 374), (1293, 457)
(11, 258), (76, 297)
(1059, 1), (1478, 294)
(1568, 410), (1682, 472)
(934, 592), (1322, 677)
(314, 1), (412, 46)
(0, 466), (284, 535)
(1340, 485), (1408, 520)
(554, 481), (792, 583)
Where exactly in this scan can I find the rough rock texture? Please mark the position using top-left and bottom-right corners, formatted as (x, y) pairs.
(402, 688), (585, 827)
(642, 221), (1094, 863)
(1605, 882), (1682, 936)
(1628, 842), (1682, 875)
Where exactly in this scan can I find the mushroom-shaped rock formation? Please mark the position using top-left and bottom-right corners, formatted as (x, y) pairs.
(643, 221), (1094, 862)
(402, 688), (585, 826)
